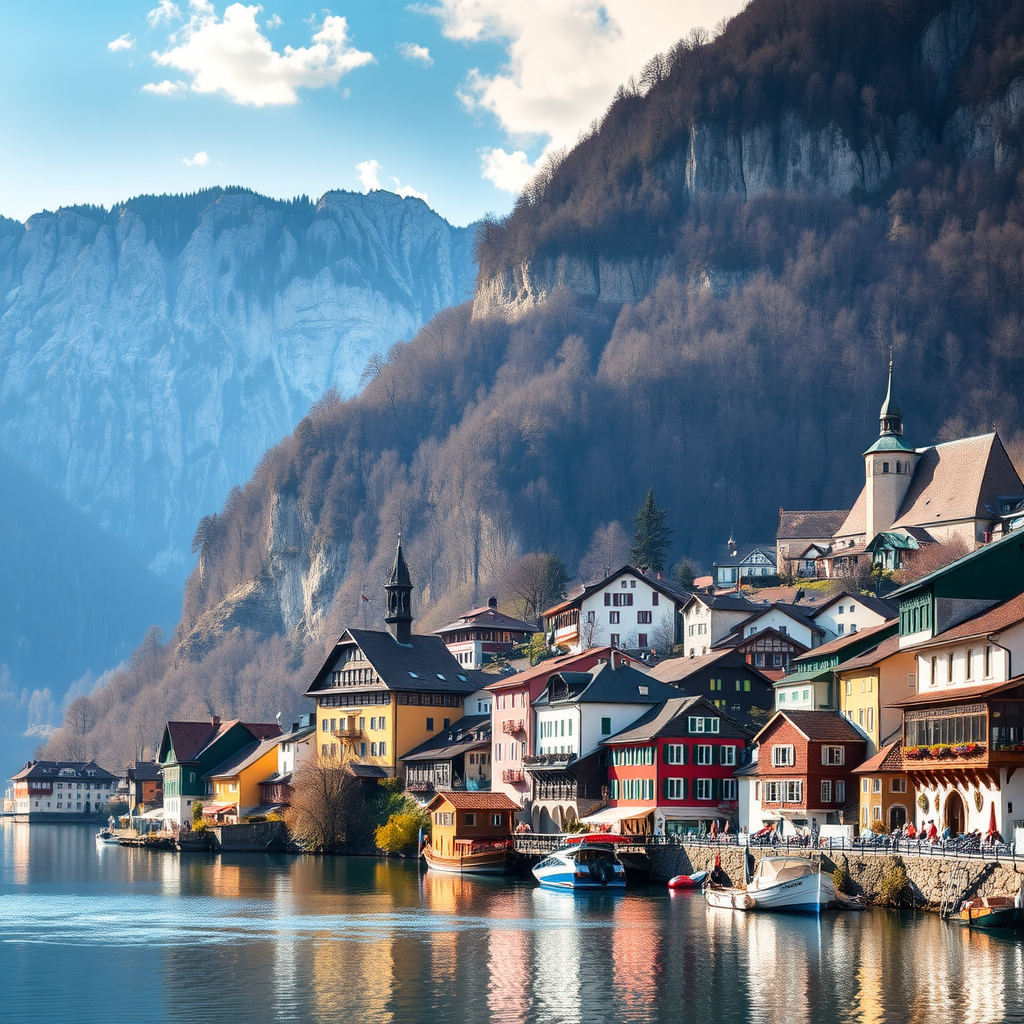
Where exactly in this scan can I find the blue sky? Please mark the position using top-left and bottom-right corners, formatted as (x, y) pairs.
(0, 1), (745, 227)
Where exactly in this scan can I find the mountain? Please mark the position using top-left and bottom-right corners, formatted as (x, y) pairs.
(0, 188), (478, 581)
(37, 0), (1024, 770)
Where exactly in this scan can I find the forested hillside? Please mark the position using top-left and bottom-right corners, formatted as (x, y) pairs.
(41, 0), (1024, 769)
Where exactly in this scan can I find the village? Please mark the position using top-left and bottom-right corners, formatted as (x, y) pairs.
(8, 367), (1024, 910)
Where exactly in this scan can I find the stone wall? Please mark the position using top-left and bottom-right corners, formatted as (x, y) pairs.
(209, 820), (288, 852)
(648, 843), (1024, 910)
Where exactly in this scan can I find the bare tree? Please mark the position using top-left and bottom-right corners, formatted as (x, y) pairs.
(896, 536), (972, 584)
(577, 521), (630, 583)
(285, 754), (366, 852)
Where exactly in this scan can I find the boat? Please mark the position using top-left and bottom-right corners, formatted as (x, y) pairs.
(421, 837), (517, 875)
(532, 842), (627, 890)
(705, 856), (841, 914)
(959, 883), (1024, 929)
(95, 829), (120, 846)
(668, 870), (708, 890)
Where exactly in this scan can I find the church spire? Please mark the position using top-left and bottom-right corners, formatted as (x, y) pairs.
(384, 534), (413, 644)
(879, 355), (903, 438)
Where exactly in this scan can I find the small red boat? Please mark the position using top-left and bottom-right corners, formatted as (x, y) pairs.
(668, 870), (708, 889)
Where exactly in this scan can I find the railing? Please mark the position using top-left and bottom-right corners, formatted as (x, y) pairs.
(333, 725), (363, 738)
(502, 769), (525, 784)
(501, 719), (525, 736)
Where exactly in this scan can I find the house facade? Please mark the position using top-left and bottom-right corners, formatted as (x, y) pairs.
(203, 736), (283, 822)
(725, 627), (808, 680)
(259, 714), (316, 811)
(852, 742), (912, 832)
(776, 509), (850, 578)
(126, 761), (163, 814)
(812, 593), (895, 640)
(600, 696), (753, 837)
(401, 715), (492, 796)
(680, 592), (758, 656)
(749, 711), (865, 835)
(10, 761), (117, 821)
(425, 791), (518, 861)
(434, 597), (536, 669)
(712, 542), (777, 587)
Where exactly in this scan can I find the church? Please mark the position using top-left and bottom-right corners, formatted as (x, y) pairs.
(777, 364), (1024, 577)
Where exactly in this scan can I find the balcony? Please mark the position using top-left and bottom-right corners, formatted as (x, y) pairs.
(333, 723), (363, 738)
(501, 719), (525, 736)
(502, 769), (525, 784)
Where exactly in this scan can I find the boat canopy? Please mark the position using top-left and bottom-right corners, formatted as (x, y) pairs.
(579, 805), (655, 826)
(755, 857), (817, 883)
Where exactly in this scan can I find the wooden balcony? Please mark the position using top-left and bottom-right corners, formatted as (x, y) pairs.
(501, 719), (525, 736)
(502, 769), (525, 784)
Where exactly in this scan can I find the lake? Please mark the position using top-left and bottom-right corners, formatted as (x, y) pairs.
(2, 822), (1023, 1024)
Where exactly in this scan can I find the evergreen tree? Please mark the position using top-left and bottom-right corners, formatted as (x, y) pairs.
(630, 488), (673, 573)
(673, 558), (696, 590)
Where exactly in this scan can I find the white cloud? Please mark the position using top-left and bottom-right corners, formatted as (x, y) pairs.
(183, 150), (211, 166)
(480, 147), (538, 193)
(426, 0), (745, 149)
(108, 34), (137, 52)
(148, 3), (374, 107)
(266, 13), (283, 29)
(356, 159), (383, 191)
(356, 160), (428, 201)
(398, 42), (433, 66)
(142, 79), (188, 96)
(147, 0), (182, 27)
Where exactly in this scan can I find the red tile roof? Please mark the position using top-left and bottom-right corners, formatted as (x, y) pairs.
(426, 791), (520, 811)
(756, 710), (866, 744)
(852, 742), (905, 774)
(887, 676), (1024, 708)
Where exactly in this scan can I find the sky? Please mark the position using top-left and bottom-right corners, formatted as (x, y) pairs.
(0, 0), (747, 227)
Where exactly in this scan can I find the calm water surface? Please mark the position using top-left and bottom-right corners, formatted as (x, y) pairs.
(3, 822), (1023, 1024)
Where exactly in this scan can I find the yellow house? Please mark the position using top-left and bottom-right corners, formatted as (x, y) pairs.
(203, 737), (283, 821)
(852, 741), (912, 832)
(304, 540), (481, 781)
(837, 635), (917, 757)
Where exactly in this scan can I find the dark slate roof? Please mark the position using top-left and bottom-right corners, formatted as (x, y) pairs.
(534, 662), (681, 707)
(728, 603), (826, 638)
(127, 761), (163, 781)
(682, 592), (759, 613)
(10, 760), (117, 783)
(777, 509), (850, 540)
(158, 719), (281, 765)
(305, 628), (478, 696)
(434, 604), (536, 636)
(389, 538), (412, 587)
(602, 696), (753, 745)
(400, 715), (491, 762)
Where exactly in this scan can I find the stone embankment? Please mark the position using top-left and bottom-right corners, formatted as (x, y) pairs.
(648, 843), (1024, 910)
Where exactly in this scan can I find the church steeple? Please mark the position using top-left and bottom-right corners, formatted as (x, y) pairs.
(879, 357), (903, 438)
(384, 535), (413, 644)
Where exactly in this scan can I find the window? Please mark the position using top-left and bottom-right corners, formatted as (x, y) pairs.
(637, 611), (652, 624)
(696, 745), (713, 765)
(586, 611), (595, 623)
(772, 745), (795, 767)
(610, 634), (620, 647)
(891, 778), (907, 793)
(638, 634), (648, 648)
(321, 719), (329, 732)
(882, 461), (889, 474)
(866, 708), (874, 732)
(380, 742), (387, 757)
(821, 780), (833, 803)
(601, 717), (612, 735)
(611, 593), (633, 606)
(696, 779), (713, 801)
(491, 814), (502, 826)
(838, 624), (845, 635)
(721, 779), (738, 800)
(665, 777), (685, 800)
(664, 744), (686, 764)
(465, 814), (476, 826)
(652, 592), (659, 606)
(822, 746), (844, 766)
(984, 645), (992, 678)
(426, 718), (434, 731)
(871, 778), (882, 794)
(845, 678), (852, 696)
(370, 742), (378, 756)
(720, 746), (737, 766)
(930, 656), (938, 686)
(688, 717), (720, 734)
(609, 611), (620, 624)
(862, 779), (869, 793)
(779, 692), (786, 703)
(836, 781), (845, 802)
(947, 652), (955, 684)
(908, 673), (916, 689)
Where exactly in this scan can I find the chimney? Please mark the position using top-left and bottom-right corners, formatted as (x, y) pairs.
(488, 596), (498, 609)
(211, 716), (221, 730)
(611, 650), (622, 670)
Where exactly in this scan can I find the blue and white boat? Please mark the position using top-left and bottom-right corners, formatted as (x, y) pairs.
(532, 842), (627, 891)
(705, 856), (840, 914)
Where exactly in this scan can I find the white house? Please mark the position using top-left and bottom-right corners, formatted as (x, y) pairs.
(542, 565), (686, 655)
(712, 542), (777, 587)
(680, 592), (758, 657)
(10, 761), (117, 821)
(811, 593), (895, 639)
(724, 603), (830, 652)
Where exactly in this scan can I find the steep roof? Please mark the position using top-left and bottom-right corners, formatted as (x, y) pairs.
(905, 591), (1024, 649)
(835, 488), (868, 539)
(305, 628), (478, 696)
(647, 649), (735, 682)
(791, 619), (894, 663)
(852, 742), (905, 774)
(535, 661), (680, 707)
(483, 647), (632, 692)
(541, 565), (690, 618)
(753, 710), (865, 745)
(434, 604), (536, 635)
(777, 509), (850, 540)
(893, 433), (1024, 529)
(159, 719), (281, 765)
(728, 603), (826, 639)
(603, 695), (753, 744)
(426, 791), (519, 811)
(204, 736), (281, 780)
(399, 715), (491, 762)
(683, 592), (758, 613)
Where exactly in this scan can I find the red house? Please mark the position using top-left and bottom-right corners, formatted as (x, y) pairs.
(751, 710), (865, 834)
(596, 695), (754, 837)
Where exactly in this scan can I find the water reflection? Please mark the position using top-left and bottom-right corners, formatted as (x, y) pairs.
(4, 823), (1024, 1024)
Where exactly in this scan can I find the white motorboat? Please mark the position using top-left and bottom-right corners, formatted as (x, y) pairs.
(95, 829), (120, 846)
(532, 842), (627, 891)
(705, 856), (839, 914)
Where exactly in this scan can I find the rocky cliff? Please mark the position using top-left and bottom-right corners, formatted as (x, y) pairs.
(0, 189), (477, 579)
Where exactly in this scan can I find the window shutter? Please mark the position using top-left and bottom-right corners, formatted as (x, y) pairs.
(682, 744), (688, 765)
(663, 745), (670, 764)
(682, 777), (688, 800)
(604, 593), (611, 606)
(821, 746), (827, 765)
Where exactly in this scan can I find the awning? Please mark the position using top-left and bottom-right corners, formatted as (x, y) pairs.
(659, 808), (730, 821)
(202, 802), (235, 816)
(139, 808), (167, 819)
(580, 805), (655, 825)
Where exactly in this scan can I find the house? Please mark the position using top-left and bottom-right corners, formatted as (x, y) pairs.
(158, 717), (282, 826)
(542, 565), (686, 655)
(598, 696), (753, 837)
(259, 713), (317, 811)
(721, 627), (809, 681)
(776, 509), (850, 578)
(425, 791), (518, 861)
(886, 588), (1024, 838)
(401, 715), (492, 796)
(203, 735), (283, 822)
(645, 648), (775, 726)
(747, 710), (865, 835)
(10, 761), (117, 821)
(304, 539), (483, 782)
(775, 620), (898, 711)
(852, 742), (912, 833)
(125, 761), (163, 815)
(811, 592), (896, 639)
(525, 656), (682, 832)
(718, 602), (830, 651)
(485, 646), (639, 811)
(434, 597), (536, 669)
(712, 540), (777, 588)
(680, 592), (758, 656)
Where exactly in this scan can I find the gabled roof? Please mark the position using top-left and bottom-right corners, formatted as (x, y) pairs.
(647, 647), (775, 686)
(542, 565), (689, 618)
(204, 736), (282, 780)
(399, 715), (491, 762)
(11, 760), (117, 783)
(305, 628), (478, 696)
(791, 619), (895, 664)
(425, 791), (519, 811)
(712, 542), (776, 565)
(728, 603), (826, 639)
(723, 626), (810, 655)
(834, 635), (902, 674)
(852, 742), (905, 774)
(812, 592), (896, 621)
(127, 761), (163, 782)
(777, 509), (850, 540)
(887, 676), (1024, 708)
(158, 719), (281, 765)
(434, 604), (536, 636)
(903, 591), (1024, 650)
(483, 647), (630, 692)
(534, 662), (680, 707)
(682, 592), (758, 613)
(753, 710), (866, 745)
(602, 695), (753, 745)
